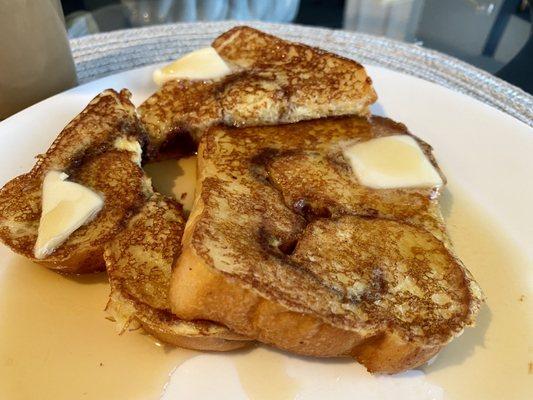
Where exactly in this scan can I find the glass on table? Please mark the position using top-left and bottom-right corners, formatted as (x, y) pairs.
(0, 0), (77, 120)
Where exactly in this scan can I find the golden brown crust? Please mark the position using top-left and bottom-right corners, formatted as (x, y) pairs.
(104, 194), (252, 351)
(139, 80), (223, 157)
(170, 116), (483, 373)
(106, 289), (251, 352)
(172, 246), (441, 373)
(34, 89), (145, 174)
(213, 26), (377, 121)
(0, 151), (148, 273)
(105, 193), (186, 310)
(138, 26), (377, 158)
(0, 89), (149, 273)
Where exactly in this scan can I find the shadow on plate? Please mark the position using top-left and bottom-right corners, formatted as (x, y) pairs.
(370, 101), (387, 118)
(60, 269), (108, 285)
(4, 253), (105, 284)
(440, 186), (454, 220)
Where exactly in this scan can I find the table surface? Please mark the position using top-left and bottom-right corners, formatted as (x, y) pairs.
(62, 0), (533, 94)
(69, 21), (533, 127)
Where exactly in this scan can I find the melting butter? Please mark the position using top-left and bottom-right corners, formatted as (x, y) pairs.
(113, 137), (142, 165)
(153, 47), (231, 85)
(34, 171), (103, 259)
(343, 135), (443, 189)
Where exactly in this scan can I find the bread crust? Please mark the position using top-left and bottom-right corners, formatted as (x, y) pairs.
(172, 245), (441, 373)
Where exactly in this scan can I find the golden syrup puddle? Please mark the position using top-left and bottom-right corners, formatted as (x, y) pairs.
(424, 185), (532, 399)
(0, 159), (201, 400)
(144, 156), (197, 214)
(0, 260), (197, 400)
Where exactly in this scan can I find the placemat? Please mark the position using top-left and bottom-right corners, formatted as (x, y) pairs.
(70, 21), (533, 127)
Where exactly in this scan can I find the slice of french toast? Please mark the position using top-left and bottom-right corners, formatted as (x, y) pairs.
(0, 89), (150, 273)
(104, 193), (251, 351)
(138, 26), (377, 158)
(213, 26), (376, 122)
(169, 116), (483, 373)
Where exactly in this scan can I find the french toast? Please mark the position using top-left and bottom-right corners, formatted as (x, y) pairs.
(138, 26), (377, 157)
(0, 89), (150, 273)
(169, 116), (483, 374)
(104, 193), (251, 351)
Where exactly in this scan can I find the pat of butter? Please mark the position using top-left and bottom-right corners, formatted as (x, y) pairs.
(114, 137), (142, 165)
(153, 47), (231, 86)
(34, 171), (104, 259)
(343, 135), (443, 189)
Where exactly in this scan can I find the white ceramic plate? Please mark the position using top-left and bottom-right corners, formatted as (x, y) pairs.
(0, 64), (531, 400)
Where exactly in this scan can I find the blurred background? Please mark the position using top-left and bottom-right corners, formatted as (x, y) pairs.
(60, 0), (532, 93)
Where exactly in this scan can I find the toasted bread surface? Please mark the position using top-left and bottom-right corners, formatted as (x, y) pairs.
(214, 26), (376, 121)
(104, 193), (251, 351)
(139, 80), (223, 156)
(170, 116), (483, 373)
(0, 89), (149, 273)
(138, 26), (377, 157)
